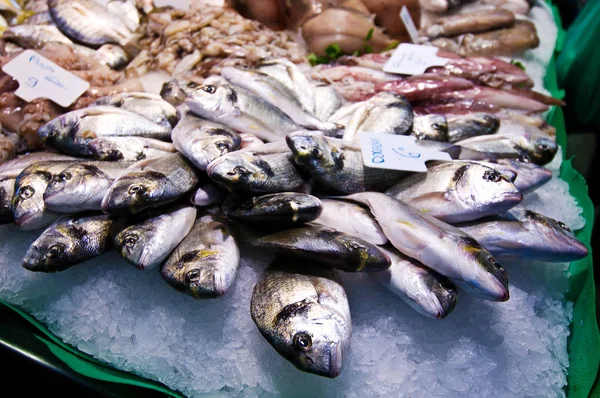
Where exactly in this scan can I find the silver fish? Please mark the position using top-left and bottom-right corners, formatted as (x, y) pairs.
(344, 192), (509, 301)
(245, 225), (391, 272)
(114, 205), (197, 270)
(88, 136), (176, 162)
(456, 133), (558, 165)
(411, 114), (448, 141)
(160, 213), (240, 297)
(38, 106), (172, 157)
(43, 161), (132, 212)
(256, 58), (317, 113)
(2, 24), (73, 48)
(458, 209), (588, 262)
(313, 85), (342, 122)
(286, 131), (403, 194)
(223, 192), (322, 224)
(0, 179), (15, 224)
(343, 92), (414, 147)
(0, 152), (78, 181)
(182, 80), (302, 142)
(372, 246), (457, 319)
(311, 198), (388, 245)
(22, 213), (114, 272)
(12, 161), (78, 230)
(207, 152), (304, 194)
(385, 161), (523, 223)
(172, 113), (241, 170)
(91, 92), (178, 128)
(48, 0), (137, 49)
(102, 153), (199, 214)
(222, 66), (337, 131)
(446, 113), (500, 143)
(251, 261), (351, 378)
(94, 43), (131, 69)
(190, 184), (226, 207)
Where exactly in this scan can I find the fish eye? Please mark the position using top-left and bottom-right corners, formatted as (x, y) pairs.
(55, 172), (71, 182)
(124, 234), (138, 248)
(46, 244), (64, 258)
(482, 170), (502, 182)
(215, 141), (229, 151)
(293, 333), (312, 352)
(233, 166), (249, 175)
(128, 185), (144, 195)
(537, 143), (550, 151)
(187, 82), (199, 88)
(557, 221), (571, 232)
(19, 186), (34, 199)
(202, 85), (216, 94)
(185, 269), (200, 284)
(432, 123), (444, 130)
(490, 258), (505, 272)
(310, 148), (322, 157)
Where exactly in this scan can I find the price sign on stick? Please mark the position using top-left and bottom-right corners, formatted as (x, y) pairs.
(383, 43), (450, 75)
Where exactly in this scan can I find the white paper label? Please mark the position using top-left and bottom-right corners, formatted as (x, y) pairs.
(383, 43), (450, 75)
(2, 50), (90, 108)
(360, 133), (452, 172)
(399, 6), (419, 44)
(153, 0), (192, 10)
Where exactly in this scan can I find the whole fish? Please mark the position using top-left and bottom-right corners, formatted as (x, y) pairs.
(251, 262), (351, 378)
(287, 131), (403, 194)
(489, 159), (552, 193)
(94, 44), (131, 69)
(446, 113), (500, 143)
(411, 114), (448, 141)
(372, 246), (457, 319)
(256, 58), (316, 113)
(172, 113), (241, 170)
(91, 92), (178, 129)
(48, 0), (138, 49)
(22, 213), (115, 272)
(223, 193), (322, 224)
(458, 209), (588, 262)
(2, 24), (73, 48)
(38, 106), (172, 157)
(311, 198), (387, 245)
(207, 152), (304, 194)
(245, 225), (391, 272)
(344, 192), (509, 301)
(114, 205), (197, 270)
(457, 133), (558, 165)
(457, 20), (540, 57)
(191, 184), (226, 207)
(43, 161), (132, 212)
(372, 75), (475, 102)
(221, 66), (337, 131)
(0, 152), (78, 181)
(12, 161), (77, 230)
(183, 81), (302, 142)
(422, 9), (515, 39)
(102, 153), (199, 214)
(0, 179), (14, 224)
(313, 85), (342, 122)
(88, 136), (176, 162)
(343, 92), (414, 147)
(386, 161), (522, 223)
(160, 213), (240, 297)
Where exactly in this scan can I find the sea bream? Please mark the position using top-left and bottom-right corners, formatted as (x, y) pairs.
(385, 161), (523, 223)
(251, 261), (351, 378)
(102, 153), (199, 215)
(182, 80), (302, 142)
(223, 193), (322, 224)
(88, 136), (176, 162)
(343, 192), (509, 301)
(22, 213), (115, 272)
(91, 92), (179, 129)
(160, 213), (240, 298)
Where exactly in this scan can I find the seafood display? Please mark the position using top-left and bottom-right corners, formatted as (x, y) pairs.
(0, 0), (586, 389)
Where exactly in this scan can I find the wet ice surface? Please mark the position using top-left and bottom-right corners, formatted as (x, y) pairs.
(0, 153), (581, 397)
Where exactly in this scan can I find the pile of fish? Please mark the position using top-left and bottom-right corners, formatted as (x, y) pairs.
(0, 53), (588, 379)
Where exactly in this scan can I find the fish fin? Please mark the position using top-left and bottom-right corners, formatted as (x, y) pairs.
(405, 192), (448, 213)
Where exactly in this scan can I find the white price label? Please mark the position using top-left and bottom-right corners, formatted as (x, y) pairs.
(399, 6), (419, 44)
(2, 50), (90, 108)
(360, 133), (452, 172)
(383, 43), (450, 75)
(153, 0), (192, 10)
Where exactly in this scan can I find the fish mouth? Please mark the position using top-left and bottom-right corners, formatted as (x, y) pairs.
(14, 212), (38, 230)
(502, 191), (524, 205)
(328, 344), (343, 378)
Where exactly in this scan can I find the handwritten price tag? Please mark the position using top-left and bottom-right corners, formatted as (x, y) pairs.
(399, 6), (419, 44)
(2, 50), (90, 107)
(360, 133), (452, 172)
(383, 43), (449, 75)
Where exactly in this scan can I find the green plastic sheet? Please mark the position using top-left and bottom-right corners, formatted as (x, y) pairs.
(0, 2), (598, 397)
